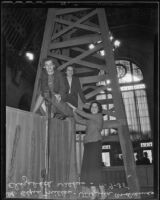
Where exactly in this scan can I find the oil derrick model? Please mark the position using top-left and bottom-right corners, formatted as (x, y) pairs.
(31, 8), (140, 195)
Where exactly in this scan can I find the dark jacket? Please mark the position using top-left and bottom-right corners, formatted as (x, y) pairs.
(41, 69), (67, 101)
(64, 75), (87, 107)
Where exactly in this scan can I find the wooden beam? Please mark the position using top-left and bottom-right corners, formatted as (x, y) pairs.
(55, 18), (100, 33)
(80, 74), (108, 84)
(97, 8), (140, 195)
(31, 9), (57, 111)
(76, 60), (105, 70)
(85, 86), (108, 99)
(97, 99), (113, 105)
(58, 42), (103, 71)
(73, 14), (99, 28)
(48, 52), (97, 74)
(52, 9), (98, 40)
(48, 52), (70, 61)
(83, 86), (113, 93)
(50, 34), (102, 49)
(83, 85), (97, 90)
(61, 15), (72, 71)
(75, 68), (95, 74)
(55, 8), (91, 16)
(48, 52), (105, 70)
(72, 47), (105, 61)
(103, 109), (116, 117)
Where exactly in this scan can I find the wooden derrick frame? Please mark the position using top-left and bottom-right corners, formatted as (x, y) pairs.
(31, 8), (140, 195)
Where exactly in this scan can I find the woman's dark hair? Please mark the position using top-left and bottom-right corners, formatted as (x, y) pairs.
(89, 100), (102, 113)
(66, 65), (76, 74)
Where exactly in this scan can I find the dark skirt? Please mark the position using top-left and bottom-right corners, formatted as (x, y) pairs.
(80, 141), (104, 186)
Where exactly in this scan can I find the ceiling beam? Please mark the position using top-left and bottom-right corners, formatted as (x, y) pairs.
(80, 74), (108, 84)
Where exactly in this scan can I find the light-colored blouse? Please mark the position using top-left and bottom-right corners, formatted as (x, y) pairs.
(67, 76), (72, 94)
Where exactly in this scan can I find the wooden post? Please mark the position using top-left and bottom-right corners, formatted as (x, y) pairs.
(31, 8), (57, 111)
(97, 8), (140, 195)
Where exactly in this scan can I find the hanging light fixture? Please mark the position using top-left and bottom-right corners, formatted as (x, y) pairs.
(109, 30), (114, 41)
(97, 40), (102, 44)
(106, 79), (111, 84)
(99, 50), (105, 56)
(114, 40), (121, 47)
(25, 51), (34, 61)
(88, 44), (95, 49)
(109, 35), (114, 41)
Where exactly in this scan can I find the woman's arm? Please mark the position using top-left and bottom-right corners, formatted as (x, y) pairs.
(73, 111), (87, 125)
(75, 108), (97, 120)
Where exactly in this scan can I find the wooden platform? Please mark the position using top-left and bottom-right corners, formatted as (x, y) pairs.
(6, 106), (154, 199)
(6, 107), (46, 185)
(6, 106), (77, 199)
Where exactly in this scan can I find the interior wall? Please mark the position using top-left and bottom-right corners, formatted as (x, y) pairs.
(6, 66), (33, 111)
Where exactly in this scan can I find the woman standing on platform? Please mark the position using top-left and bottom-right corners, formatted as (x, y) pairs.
(73, 101), (105, 199)
(64, 65), (87, 108)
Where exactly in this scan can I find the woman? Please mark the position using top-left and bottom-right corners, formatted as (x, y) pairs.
(65, 65), (87, 108)
(41, 57), (67, 102)
(73, 101), (105, 199)
(33, 57), (73, 118)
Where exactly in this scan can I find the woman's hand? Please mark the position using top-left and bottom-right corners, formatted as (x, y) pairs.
(55, 94), (61, 103)
(73, 107), (77, 112)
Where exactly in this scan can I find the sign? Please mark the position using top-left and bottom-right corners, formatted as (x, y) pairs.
(140, 142), (152, 147)
(102, 145), (111, 150)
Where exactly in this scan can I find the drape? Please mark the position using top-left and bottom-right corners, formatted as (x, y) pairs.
(122, 89), (151, 140)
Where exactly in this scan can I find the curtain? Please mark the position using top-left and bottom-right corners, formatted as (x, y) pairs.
(122, 89), (151, 140)
(135, 90), (151, 138)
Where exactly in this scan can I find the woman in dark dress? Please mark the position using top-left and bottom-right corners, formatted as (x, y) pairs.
(64, 65), (87, 108)
(73, 101), (105, 199)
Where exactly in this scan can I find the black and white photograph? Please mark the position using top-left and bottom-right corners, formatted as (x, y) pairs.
(1, 1), (159, 200)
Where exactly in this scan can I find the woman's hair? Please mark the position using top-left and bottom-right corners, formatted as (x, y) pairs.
(89, 100), (102, 113)
(66, 65), (75, 74)
(41, 57), (58, 68)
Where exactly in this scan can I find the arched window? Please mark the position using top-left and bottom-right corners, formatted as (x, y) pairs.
(96, 60), (151, 141)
